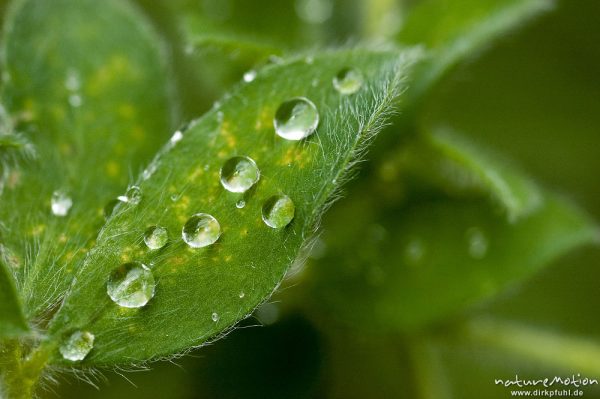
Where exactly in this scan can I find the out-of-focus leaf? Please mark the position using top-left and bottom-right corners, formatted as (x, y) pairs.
(46, 48), (420, 364)
(0, 257), (27, 336)
(401, 128), (542, 222)
(306, 193), (599, 332)
(0, 0), (173, 320)
(398, 0), (553, 105)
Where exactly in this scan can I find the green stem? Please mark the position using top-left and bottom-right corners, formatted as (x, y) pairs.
(408, 336), (453, 399)
(0, 339), (51, 399)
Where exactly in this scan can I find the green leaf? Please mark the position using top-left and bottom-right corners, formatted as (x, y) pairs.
(0, 256), (27, 336)
(0, 0), (173, 320)
(46, 48), (420, 364)
(401, 128), (542, 222)
(398, 0), (553, 104)
(306, 193), (599, 332)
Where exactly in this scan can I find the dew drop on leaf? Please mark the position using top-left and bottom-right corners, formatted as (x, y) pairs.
(273, 97), (319, 140)
(143, 225), (168, 250)
(262, 194), (295, 228)
(170, 130), (183, 145)
(220, 156), (260, 193)
(333, 67), (364, 95)
(211, 312), (219, 322)
(182, 213), (221, 248)
(238, 291), (245, 299)
(107, 262), (156, 308)
(236, 200), (246, 209)
(243, 69), (257, 82)
(466, 227), (489, 259)
(118, 185), (142, 205)
(51, 190), (73, 217)
(59, 330), (95, 362)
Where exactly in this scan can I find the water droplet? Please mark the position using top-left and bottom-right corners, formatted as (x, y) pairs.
(182, 213), (221, 248)
(274, 97), (319, 140)
(333, 67), (364, 95)
(107, 262), (156, 308)
(143, 163), (157, 180)
(51, 190), (73, 217)
(236, 200), (246, 209)
(59, 330), (94, 362)
(262, 195), (295, 228)
(68, 94), (83, 107)
(466, 227), (489, 259)
(103, 199), (120, 219)
(295, 0), (333, 24)
(238, 291), (245, 299)
(144, 225), (168, 250)
(170, 130), (183, 145)
(243, 69), (257, 82)
(211, 312), (219, 322)
(170, 194), (179, 202)
(118, 185), (142, 205)
(220, 156), (260, 193)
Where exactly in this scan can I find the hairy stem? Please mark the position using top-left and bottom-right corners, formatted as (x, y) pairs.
(0, 339), (51, 399)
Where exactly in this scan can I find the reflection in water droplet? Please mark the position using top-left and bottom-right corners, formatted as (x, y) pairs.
(466, 227), (489, 259)
(333, 67), (364, 95)
(243, 70), (257, 82)
(220, 156), (260, 193)
(144, 225), (168, 250)
(211, 312), (219, 322)
(107, 262), (156, 308)
(51, 190), (73, 217)
(182, 213), (221, 248)
(236, 200), (246, 209)
(295, 0), (333, 24)
(118, 186), (142, 205)
(262, 194), (295, 228)
(274, 97), (319, 140)
(60, 330), (94, 362)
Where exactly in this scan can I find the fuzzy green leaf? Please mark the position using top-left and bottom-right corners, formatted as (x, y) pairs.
(307, 193), (599, 332)
(0, 257), (27, 336)
(46, 48), (419, 364)
(0, 0), (173, 321)
(399, 0), (553, 104)
(401, 128), (542, 222)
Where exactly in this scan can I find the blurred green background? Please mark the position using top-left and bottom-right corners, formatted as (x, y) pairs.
(32, 0), (599, 397)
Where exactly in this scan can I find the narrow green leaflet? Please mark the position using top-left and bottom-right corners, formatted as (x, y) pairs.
(0, 258), (27, 336)
(45, 48), (419, 364)
(0, 0), (173, 320)
(307, 194), (599, 332)
(398, 0), (553, 104)
(401, 128), (542, 222)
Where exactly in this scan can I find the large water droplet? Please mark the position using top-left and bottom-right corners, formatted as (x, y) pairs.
(274, 97), (319, 140)
(144, 225), (168, 250)
(466, 227), (489, 259)
(107, 262), (156, 308)
(333, 67), (364, 95)
(243, 70), (257, 82)
(262, 195), (295, 228)
(51, 190), (73, 217)
(59, 330), (94, 361)
(220, 156), (260, 193)
(182, 213), (221, 248)
(118, 185), (142, 205)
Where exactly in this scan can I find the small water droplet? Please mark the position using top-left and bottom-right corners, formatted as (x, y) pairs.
(170, 194), (179, 202)
(243, 69), (257, 82)
(238, 291), (245, 299)
(51, 190), (73, 217)
(220, 156), (260, 193)
(144, 225), (168, 250)
(103, 199), (120, 219)
(118, 185), (142, 205)
(262, 194), (295, 228)
(466, 227), (489, 259)
(143, 163), (157, 180)
(60, 331), (94, 362)
(68, 94), (83, 107)
(211, 312), (219, 322)
(295, 0), (333, 24)
(182, 213), (221, 248)
(274, 97), (319, 140)
(333, 67), (364, 95)
(170, 130), (183, 145)
(236, 200), (246, 209)
(107, 262), (156, 308)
